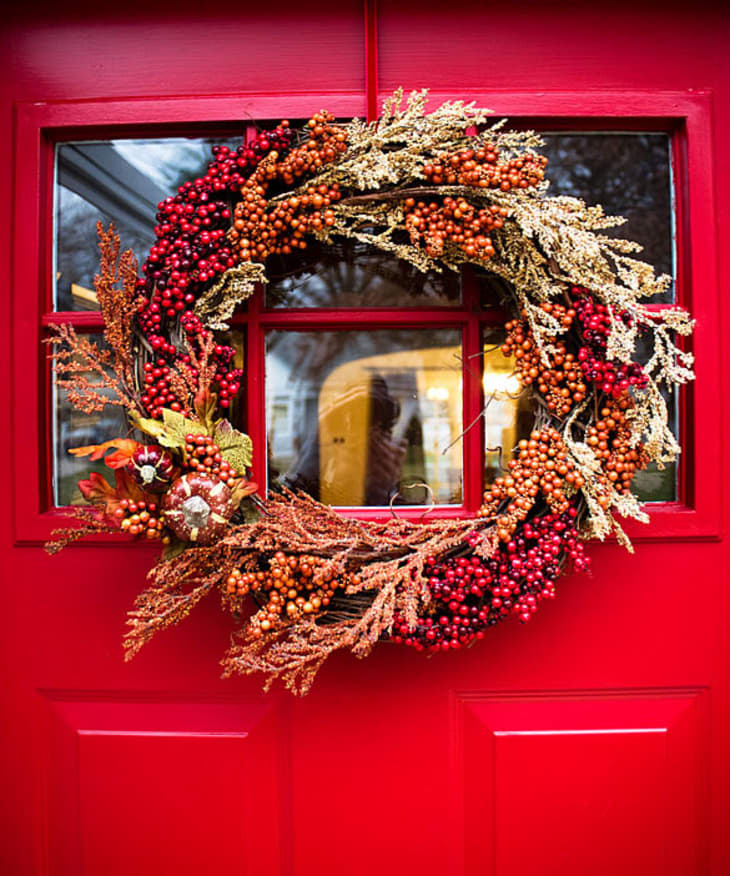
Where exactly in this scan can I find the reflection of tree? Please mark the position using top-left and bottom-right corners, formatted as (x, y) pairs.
(56, 186), (152, 310)
(55, 139), (240, 311)
(541, 134), (673, 298)
(266, 238), (460, 308)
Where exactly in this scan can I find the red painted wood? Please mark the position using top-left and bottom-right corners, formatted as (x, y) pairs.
(2, 4), (730, 876)
(458, 689), (710, 875)
(246, 287), (269, 503)
(364, 0), (379, 122)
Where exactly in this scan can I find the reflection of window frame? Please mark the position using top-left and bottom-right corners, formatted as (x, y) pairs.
(13, 91), (720, 544)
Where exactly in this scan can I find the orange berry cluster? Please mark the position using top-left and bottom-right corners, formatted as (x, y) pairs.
(586, 399), (649, 503)
(423, 144), (547, 191)
(229, 112), (347, 262)
(224, 552), (356, 637)
(404, 196), (506, 262)
(479, 428), (585, 541)
(501, 304), (587, 416)
(116, 498), (168, 541)
(184, 433), (239, 487)
(276, 112), (348, 185)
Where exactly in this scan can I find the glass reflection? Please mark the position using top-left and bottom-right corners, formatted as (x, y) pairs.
(54, 138), (239, 311)
(483, 329), (533, 483)
(52, 333), (129, 506)
(266, 239), (461, 308)
(539, 133), (674, 303)
(266, 330), (463, 506)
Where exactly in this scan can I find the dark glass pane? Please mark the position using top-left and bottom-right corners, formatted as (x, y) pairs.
(54, 138), (239, 311)
(266, 329), (463, 506)
(540, 133), (674, 303)
(266, 239), (461, 308)
(53, 333), (129, 506)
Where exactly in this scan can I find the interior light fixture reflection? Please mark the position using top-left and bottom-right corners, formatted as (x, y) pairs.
(483, 371), (521, 397)
(426, 386), (450, 402)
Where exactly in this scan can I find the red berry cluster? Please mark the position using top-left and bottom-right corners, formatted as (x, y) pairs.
(134, 124), (294, 417)
(423, 144), (547, 191)
(184, 433), (239, 487)
(390, 509), (588, 652)
(208, 125), (294, 193)
(570, 286), (648, 397)
(141, 358), (178, 415)
(404, 197), (506, 262)
(114, 498), (168, 541)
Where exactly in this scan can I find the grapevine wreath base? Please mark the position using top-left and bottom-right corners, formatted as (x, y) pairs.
(48, 90), (694, 694)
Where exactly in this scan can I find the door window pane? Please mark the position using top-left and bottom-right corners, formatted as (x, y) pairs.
(54, 138), (239, 311)
(540, 133), (674, 303)
(266, 329), (463, 506)
(52, 333), (129, 506)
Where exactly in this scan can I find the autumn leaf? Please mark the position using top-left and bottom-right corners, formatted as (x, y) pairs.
(213, 419), (253, 472)
(129, 412), (170, 444)
(78, 471), (117, 506)
(161, 408), (207, 449)
(77, 468), (146, 522)
(193, 388), (219, 433)
(130, 409), (205, 451)
(230, 478), (259, 509)
(69, 438), (139, 469)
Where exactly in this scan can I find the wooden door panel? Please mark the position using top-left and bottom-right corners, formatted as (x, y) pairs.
(40, 692), (289, 876)
(2, 3), (730, 875)
(460, 689), (710, 876)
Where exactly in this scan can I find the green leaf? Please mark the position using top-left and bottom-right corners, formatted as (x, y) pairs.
(213, 419), (253, 472)
(130, 413), (170, 443)
(162, 408), (207, 449)
(130, 409), (207, 453)
(220, 441), (253, 475)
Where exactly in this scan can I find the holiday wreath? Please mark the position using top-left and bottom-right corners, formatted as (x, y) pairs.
(48, 90), (694, 694)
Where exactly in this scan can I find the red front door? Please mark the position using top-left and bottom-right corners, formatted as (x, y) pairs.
(2, 3), (729, 874)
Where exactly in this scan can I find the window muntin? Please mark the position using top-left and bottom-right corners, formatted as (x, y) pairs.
(49, 128), (679, 511)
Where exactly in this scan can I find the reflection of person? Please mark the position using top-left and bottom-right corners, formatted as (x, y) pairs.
(279, 374), (407, 506)
(364, 376), (408, 505)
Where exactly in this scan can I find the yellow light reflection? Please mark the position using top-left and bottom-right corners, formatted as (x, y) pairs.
(318, 346), (462, 506)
